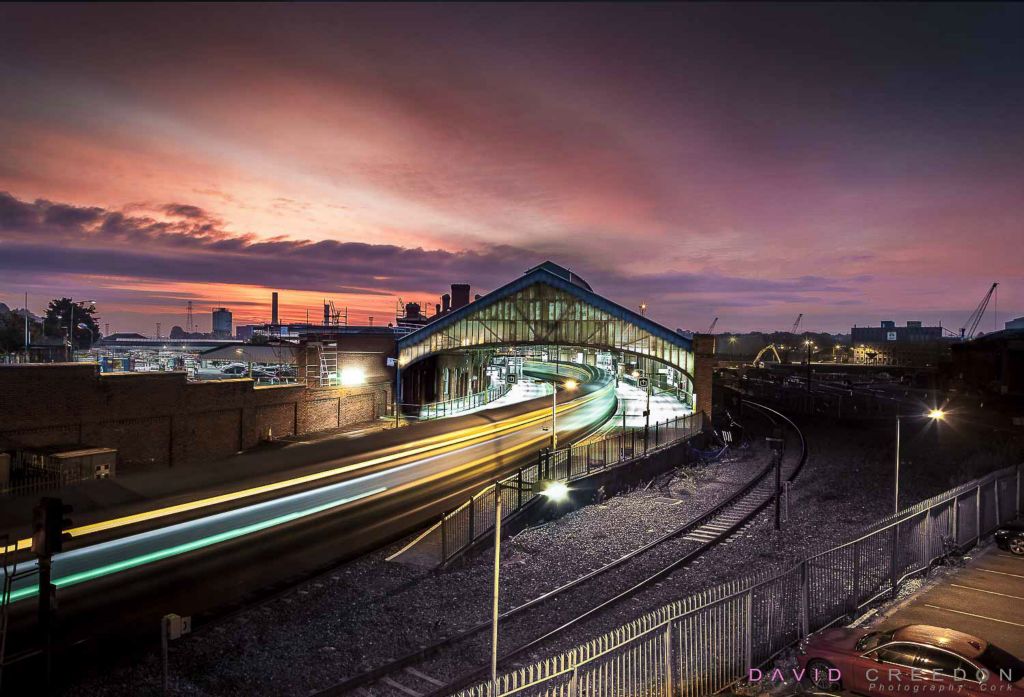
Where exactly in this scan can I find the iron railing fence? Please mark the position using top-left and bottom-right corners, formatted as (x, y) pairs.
(389, 407), (703, 568)
(0, 468), (83, 498)
(400, 384), (512, 422)
(452, 463), (1023, 697)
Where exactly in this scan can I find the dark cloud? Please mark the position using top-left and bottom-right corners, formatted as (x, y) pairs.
(0, 192), (865, 317)
(163, 203), (210, 219)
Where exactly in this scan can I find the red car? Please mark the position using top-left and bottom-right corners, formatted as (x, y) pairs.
(797, 624), (1024, 695)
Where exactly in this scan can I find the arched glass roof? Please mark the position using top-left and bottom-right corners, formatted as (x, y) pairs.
(397, 262), (694, 378)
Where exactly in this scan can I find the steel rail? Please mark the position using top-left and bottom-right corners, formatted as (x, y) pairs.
(314, 400), (807, 697)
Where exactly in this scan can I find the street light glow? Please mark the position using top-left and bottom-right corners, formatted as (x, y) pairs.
(564, 379), (578, 390)
(927, 409), (946, 421)
(540, 481), (569, 501)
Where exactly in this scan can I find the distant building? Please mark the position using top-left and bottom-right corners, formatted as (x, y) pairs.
(951, 328), (1024, 397)
(1006, 316), (1024, 331)
(851, 320), (950, 366)
(212, 308), (232, 338)
(235, 324), (257, 341)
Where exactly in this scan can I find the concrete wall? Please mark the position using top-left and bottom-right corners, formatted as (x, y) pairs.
(0, 364), (391, 472)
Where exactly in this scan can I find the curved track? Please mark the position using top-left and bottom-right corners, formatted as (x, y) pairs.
(316, 400), (807, 697)
(0, 364), (618, 691)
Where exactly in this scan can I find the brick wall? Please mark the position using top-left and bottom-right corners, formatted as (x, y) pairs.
(0, 364), (391, 472)
(692, 333), (716, 421)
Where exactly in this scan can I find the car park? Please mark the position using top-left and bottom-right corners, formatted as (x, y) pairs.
(798, 624), (1024, 695)
(994, 520), (1024, 556)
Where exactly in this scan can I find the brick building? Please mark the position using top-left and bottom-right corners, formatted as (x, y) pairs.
(0, 361), (392, 473)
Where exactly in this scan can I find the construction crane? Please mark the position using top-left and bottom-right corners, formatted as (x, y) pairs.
(960, 282), (998, 340)
(706, 317), (719, 334)
(791, 313), (803, 334)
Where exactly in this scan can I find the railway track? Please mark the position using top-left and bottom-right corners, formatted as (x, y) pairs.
(315, 400), (807, 697)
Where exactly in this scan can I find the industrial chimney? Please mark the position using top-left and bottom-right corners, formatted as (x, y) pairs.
(442, 293), (451, 314)
(451, 284), (470, 311)
(271, 292), (279, 325)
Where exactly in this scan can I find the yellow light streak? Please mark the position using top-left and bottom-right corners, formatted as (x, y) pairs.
(4, 382), (610, 554)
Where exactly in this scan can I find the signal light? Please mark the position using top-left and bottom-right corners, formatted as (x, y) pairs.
(31, 497), (74, 557)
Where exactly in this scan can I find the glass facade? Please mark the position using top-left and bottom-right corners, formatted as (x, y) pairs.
(398, 282), (694, 386)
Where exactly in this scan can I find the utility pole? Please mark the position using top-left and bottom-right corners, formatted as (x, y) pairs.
(23, 292), (29, 358)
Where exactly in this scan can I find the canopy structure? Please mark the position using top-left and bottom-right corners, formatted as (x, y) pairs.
(397, 262), (693, 380)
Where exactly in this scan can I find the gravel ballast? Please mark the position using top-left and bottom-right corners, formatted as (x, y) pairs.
(63, 416), (1022, 696)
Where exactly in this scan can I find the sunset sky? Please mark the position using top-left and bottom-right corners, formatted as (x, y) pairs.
(1, 3), (1022, 334)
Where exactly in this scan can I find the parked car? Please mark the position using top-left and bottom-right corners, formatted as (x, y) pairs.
(995, 520), (1024, 556)
(798, 624), (1024, 694)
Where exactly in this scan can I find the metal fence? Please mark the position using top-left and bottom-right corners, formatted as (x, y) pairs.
(453, 463), (1023, 697)
(389, 409), (703, 568)
(401, 384), (512, 421)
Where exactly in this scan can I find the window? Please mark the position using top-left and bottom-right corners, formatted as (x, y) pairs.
(872, 644), (919, 668)
(915, 647), (968, 677)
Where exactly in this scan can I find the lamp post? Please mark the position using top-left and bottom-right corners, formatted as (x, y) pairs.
(894, 409), (946, 513)
(551, 379), (577, 450)
(492, 479), (568, 691)
(804, 339), (815, 393)
(76, 323), (95, 351)
(63, 299), (95, 357)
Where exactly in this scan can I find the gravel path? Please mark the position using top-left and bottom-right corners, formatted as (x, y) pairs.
(63, 416), (1021, 697)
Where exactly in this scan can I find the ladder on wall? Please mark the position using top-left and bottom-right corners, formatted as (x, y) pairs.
(306, 342), (339, 387)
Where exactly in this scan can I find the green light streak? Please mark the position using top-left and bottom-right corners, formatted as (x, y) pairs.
(9, 486), (386, 603)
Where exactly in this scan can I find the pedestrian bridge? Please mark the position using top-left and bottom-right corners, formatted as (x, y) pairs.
(396, 261), (694, 397)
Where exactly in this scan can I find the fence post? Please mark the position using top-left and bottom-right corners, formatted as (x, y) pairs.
(517, 469), (524, 510)
(744, 590), (754, 671)
(663, 621), (675, 697)
(923, 508), (933, 576)
(799, 560), (810, 639)
(890, 524), (900, 598)
(469, 496), (476, 542)
(995, 479), (1001, 526)
(850, 541), (860, 616)
(952, 494), (959, 548)
(441, 512), (448, 563)
(975, 484), (982, 545)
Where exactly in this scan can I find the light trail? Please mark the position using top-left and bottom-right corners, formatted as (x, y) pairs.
(3, 378), (610, 555)
(1, 371), (615, 602)
(6, 486), (387, 603)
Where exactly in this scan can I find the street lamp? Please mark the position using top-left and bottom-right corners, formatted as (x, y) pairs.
(639, 302), (647, 317)
(76, 323), (95, 351)
(804, 339), (815, 392)
(895, 409), (946, 513)
(490, 475), (569, 690)
(551, 379), (577, 449)
(63, 299), (95, 357)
